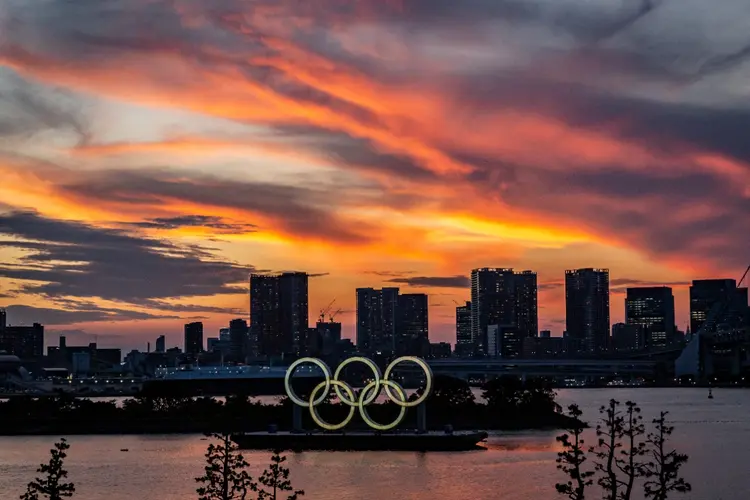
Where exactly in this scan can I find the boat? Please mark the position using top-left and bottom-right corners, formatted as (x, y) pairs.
(231, 430), (489, 452)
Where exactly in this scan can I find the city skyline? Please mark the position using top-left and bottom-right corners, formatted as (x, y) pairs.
(3, 267), (745, 354)
(1, 1), (750, 352)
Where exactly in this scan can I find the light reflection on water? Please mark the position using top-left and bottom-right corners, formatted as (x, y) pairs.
(0, 388), (747, 500)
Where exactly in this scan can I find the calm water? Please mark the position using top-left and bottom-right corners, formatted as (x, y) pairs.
(0, 388), (747, 499)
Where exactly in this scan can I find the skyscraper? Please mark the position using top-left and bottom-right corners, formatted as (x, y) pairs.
(0, 322), (44, 359)
(455, 301), (472, 357)
(625, 287), (675, 348)
(251, 274), (280, 357)
(690, 279), (749, 334)
(470, 268), (538, 357)
(250, 272), (309, 358)
(184, 322), (203, 355)
(398, 293), (429, 355)
(229, 318), (249, 361)
(0, 308), (5, 330)
(356, 287), (399, 354)
(155, 335), (166, 353)
(515, 271), (539, 339)
(565, 268), (610, 354)
(278, 272), (309, 357)
(611, 323), (645, 352)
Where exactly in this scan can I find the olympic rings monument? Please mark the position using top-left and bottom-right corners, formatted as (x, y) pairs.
(231, 356), (488, 451)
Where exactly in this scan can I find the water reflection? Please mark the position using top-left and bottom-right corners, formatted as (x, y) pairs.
(0, 388), (747, 500)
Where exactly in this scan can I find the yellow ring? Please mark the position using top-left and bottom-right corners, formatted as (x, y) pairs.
(358, 379), (407, 431)
(332, 356), (382, 406)
(285, 357), (331, 407)
(383, 356), (433, 407)
(309, 379), (356, 431)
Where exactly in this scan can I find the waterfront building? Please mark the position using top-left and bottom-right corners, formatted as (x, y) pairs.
(522, 335), (565, 358)
(429, 342), (452, 359)
(690, 279), (749, 334)
(356, 287), (400, 354)
(565, 268), (610, 354)
(251, 272), (309, 358)
(0, 322), (44, 359)
(184, 322), (203, 355)
(308, 320), (342, 357)
(455, 301), (473, 357)
(398, 293), (429, 356)
(487, 324), (521, 358)
(47, 336), (121, 373)
(155, 335), (166, 353)
(471, 268), (538, 357)
(229, 318), (249, 361)
(612, 322), (645, 352)
(625, 287), (675, 348)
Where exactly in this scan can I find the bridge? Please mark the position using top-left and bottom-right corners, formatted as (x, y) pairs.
(418, 358), (659, 381)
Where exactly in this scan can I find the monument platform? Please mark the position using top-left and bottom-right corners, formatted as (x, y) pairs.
(231, 430), (488, 452)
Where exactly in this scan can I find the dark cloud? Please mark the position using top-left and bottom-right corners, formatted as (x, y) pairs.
(3, 304), (177, 325)
(385, 275), (470, 288)
(131, 300), (246, 316)
(609, 278), (691, 294)
(129, 215), (258, 235)
(364, 270), (417, 277)
(0, 211), (251, 303)
(0, 69), (88, 141)
(272, 125), (439, 182)
(539, 282), (564, 291)
(59, 169), (370, 244)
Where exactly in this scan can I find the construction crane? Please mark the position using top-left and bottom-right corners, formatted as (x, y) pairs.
(676, 264), (750, 379)
(700, 264), (750, 336)
(329, 308), (343, 323)
(319, 298), (336, 324)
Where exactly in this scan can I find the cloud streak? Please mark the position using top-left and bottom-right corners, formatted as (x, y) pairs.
(1, 0), (749, 340)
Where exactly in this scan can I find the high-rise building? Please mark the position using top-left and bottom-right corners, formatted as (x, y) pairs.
(250, 274), (280, 357)
(309, 320), (342, 357)
(470, 268), (538, 356)
(487, 324), (521, 358)
(625, 287), (675, 348)
(455, 301), (472, 357)
(515, 271), (539, 339)
(251, 272), (309, 358)
(398, 293), (429, 356)
(279, 272), (309, 357)
(229, 318), (249, 361)
(565, 268), (610, 354)
(0, 308), (6, 330)
(612, 323), (645, 352)
(690, 279), (749, 334)
(184, 322), (203, 355)
(356, 287), (399, 354)
(155, 335), (166, 353)
(0, 323), (44, 359)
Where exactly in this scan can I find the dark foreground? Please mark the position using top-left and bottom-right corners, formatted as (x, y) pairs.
(0, 376), (579, 435)
(231, 430), (489, 451)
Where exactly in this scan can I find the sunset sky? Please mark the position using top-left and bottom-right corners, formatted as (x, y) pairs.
(1, 0), (749, 352)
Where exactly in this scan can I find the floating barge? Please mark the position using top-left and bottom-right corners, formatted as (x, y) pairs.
(231, 430), (489, 452)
